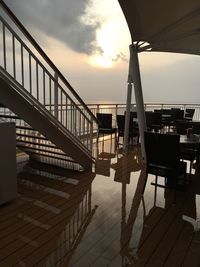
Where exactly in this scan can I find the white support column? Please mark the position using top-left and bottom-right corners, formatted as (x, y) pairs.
(123, 82), (132, 151)
(123, 45), (134, 152)
(129, 44), (147, 161)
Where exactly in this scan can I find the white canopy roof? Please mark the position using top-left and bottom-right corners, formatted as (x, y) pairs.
(118, 0), (200, 55)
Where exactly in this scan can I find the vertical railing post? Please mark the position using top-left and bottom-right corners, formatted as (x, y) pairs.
(12, 35), (16, 79)
(21, 44), (24, 87)
(89, 120), (93, 153)
(2, 24), (7, 70)
(54, 72), (59, 119)
(97, 104), (100, 114)
(115, 104), (118, 127)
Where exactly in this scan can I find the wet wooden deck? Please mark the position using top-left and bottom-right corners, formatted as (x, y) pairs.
(0, 136), (200, 267)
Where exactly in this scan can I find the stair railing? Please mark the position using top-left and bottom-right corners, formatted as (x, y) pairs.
(0, 1), (98, 155)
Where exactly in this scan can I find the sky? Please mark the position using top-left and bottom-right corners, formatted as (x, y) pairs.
(3, 0), (200, 104)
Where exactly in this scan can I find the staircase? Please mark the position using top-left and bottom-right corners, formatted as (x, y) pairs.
(0, 1), (98, 170)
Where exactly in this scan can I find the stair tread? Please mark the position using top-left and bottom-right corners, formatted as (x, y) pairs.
(28, 150), (77, 163)
(17, 144), (68, 157)
(0, 114), (21, 119)
(16, 133), (46, 140)
(17, 139), (57, 149)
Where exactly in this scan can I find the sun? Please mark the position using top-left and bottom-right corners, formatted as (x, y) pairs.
(88, 21), (120, 68)
(86, 0), (130, 68)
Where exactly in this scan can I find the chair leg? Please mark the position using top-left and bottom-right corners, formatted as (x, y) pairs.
(155, 174), (158, 186)
(189, 161), (192, 183)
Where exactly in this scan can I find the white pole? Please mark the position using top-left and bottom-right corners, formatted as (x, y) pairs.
(129, 44), (146, 161)
(123, 45), (134, 152)
(123, 82), (132, 151)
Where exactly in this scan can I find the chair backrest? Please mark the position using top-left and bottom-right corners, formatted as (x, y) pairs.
(96, 113), (112, 129)
(130, 111), (137, 118)
(117, 115), (125, 133)
(152, 112), (162, 125)
(116, 115), (135, 135)
(171, 109), (184, 121)
(162, 109), (172, 115)
(185, 108), (195, 118)
(145, 111), (154, 128)
(154, 109), (163, 114)
(144, 132), (180, 168)
(191, 122), (200, 134)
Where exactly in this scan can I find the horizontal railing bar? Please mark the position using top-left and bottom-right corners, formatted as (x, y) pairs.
(85, 103), (200, 107)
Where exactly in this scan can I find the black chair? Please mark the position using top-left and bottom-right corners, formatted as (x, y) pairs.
(161, 109), (174, 130)
(151, 112), (163, 132)
(185, 108), (195, 121)
(179, 146), (197, 181)
(145, 112), (162, 132)
(96, 113), (117, 140)
(175, 121), (198, 179)
(191, 122), (200, 134)
(171, 108), (184, 123)
(142, 132), (187, 197)
(116, 115), (139, 144)
(175, 120), (190, 135)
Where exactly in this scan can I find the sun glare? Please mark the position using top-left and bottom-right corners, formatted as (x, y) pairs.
(88, 24), (119, 68)
(89, 54), (113, 68)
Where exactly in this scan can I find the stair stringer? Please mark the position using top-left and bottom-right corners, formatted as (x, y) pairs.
(0, 76), (94, 171)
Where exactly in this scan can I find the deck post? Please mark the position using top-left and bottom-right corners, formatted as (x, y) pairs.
(123, 82), (132, 151)
(124, 44), (134, 152)
(54, 72), (59, 119)
(129, 44), (146, 161)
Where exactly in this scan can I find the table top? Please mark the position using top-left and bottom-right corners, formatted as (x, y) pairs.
(180, 134), (200, 144)
(162, 114), (171, 118)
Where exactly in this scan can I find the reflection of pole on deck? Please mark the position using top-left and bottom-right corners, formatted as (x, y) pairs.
(120, 167), (147, 265)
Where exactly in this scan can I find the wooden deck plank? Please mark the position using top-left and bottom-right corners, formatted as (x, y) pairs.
(132, 191), (191, 266)
(145, 195), (195, 266)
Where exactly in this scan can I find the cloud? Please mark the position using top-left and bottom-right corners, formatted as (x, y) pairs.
(4, 0), (102, 55)
(110, 52), (128, 62)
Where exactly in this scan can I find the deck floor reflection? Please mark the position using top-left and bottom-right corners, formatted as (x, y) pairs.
(0, 136), (200, 266)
